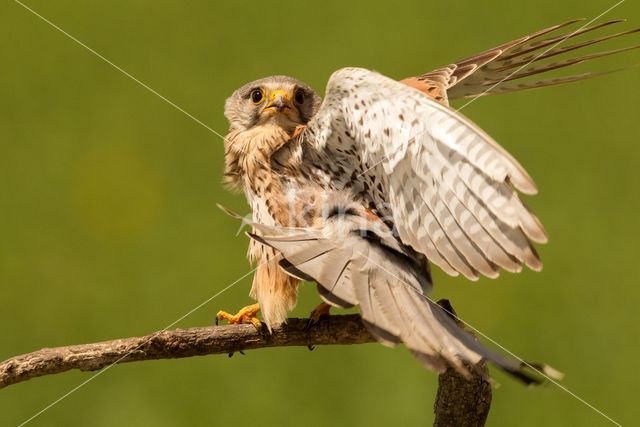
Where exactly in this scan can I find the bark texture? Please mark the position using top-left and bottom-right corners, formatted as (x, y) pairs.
(0, 315), (371, 389)
(1, 314), (492, 426)
(434, 363), (493, 427)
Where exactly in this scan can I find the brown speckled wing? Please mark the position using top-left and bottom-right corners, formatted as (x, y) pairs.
(401, 19), (640, 99)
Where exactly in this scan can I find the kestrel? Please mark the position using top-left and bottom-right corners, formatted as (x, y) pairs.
(217, 19), (638, 381)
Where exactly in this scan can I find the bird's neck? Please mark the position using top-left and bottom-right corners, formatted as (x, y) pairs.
(224, 124), (296, 225)
(224, 124), (289, 182)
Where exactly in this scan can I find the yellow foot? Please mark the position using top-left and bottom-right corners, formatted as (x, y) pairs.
(306, 302), (332, 330)
(216, 303), (262, 329)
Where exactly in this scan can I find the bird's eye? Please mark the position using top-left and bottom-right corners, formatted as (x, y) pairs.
(294, 89), (305, 104)
(251, 89), (264, 104)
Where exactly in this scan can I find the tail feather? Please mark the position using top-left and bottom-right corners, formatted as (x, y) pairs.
(219, 204), (563, 385)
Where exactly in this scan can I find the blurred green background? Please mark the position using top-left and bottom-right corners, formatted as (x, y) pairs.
(1, 1), (638, 425)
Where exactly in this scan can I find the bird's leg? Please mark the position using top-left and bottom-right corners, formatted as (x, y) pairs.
(216, 303), (262, 329)
(305, 302), (332, 330)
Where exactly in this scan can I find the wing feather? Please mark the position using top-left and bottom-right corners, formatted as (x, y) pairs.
(401, 19), (639, 99)
(305, 68), (545, 278)
(449, 19), (639, 98)
(387, 177), (461, 277)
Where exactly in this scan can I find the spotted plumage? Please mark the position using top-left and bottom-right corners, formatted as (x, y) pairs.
(220, 19), (638, 380)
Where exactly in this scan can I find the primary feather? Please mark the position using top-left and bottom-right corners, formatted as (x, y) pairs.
(402, 19), (640, 99)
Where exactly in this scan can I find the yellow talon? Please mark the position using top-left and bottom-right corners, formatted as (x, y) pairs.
(216, 303), (262, 329)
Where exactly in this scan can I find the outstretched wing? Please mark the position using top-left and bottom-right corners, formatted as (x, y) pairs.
(401, 19), (640, 101)
(304, 67), (546, 280)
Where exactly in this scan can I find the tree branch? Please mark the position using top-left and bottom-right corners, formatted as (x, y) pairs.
(0, 315), (371, 389)
(0, 314), (492, 426)
(434, 362), (492, 427)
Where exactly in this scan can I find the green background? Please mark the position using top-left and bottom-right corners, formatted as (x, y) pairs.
(1, 1), (638, 425)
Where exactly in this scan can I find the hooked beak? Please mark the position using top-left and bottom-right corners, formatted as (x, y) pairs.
(264, 90), (292, 112)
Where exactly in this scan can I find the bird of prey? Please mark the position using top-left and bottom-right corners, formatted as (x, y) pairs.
(217, 19), (638, 381)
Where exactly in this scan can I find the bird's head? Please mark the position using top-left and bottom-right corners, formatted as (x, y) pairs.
(224, 76), (321, 134)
